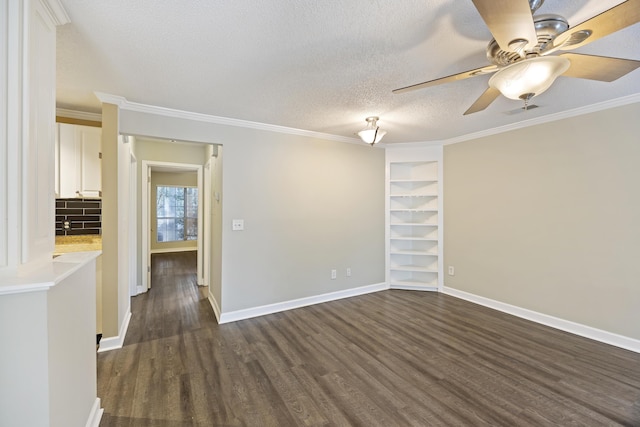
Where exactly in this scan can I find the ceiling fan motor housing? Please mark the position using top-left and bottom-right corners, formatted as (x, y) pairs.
(486, 14), (569, 66)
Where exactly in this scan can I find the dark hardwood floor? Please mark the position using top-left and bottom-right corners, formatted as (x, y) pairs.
(98, 252), (640, 426)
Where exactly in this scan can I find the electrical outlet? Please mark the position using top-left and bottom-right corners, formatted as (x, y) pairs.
(232, 219), (244, 231)
(346, 268), (351, 277)
(448, 266), (455, 276)
(331, 269), (337, 280)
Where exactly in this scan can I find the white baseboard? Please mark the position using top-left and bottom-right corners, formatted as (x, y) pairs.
(390, 283), (438, 292)
(150, 247), (197, 254)
(84, 398), (103, 427)
(97, 308), (132, 353)
(218, 282), (389, 324)
(208, 292), (221, 323)
(442, 286), (640, 353)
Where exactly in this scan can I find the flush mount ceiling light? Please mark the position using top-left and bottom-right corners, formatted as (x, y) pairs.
(488, 55), (570, 107)
(357, 116), (386, 146)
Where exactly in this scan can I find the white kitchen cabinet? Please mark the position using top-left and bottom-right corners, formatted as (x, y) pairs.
(56, 123), (102, 198)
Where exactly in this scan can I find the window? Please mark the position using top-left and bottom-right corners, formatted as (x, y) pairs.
(156, 186), (198, 242)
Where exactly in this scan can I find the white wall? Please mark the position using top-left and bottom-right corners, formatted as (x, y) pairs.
(119, 110), (385, 314)
(444, 102), (640, 341)
(0, 291), (50, 426)
(0, 256), (99, 427)
(47, 260), (98, 427)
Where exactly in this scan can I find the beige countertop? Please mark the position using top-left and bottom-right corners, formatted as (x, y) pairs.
(54, 235), (102, 254)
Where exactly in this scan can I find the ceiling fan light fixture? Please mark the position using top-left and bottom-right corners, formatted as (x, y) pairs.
(357, 116), (386, 145)
(489, 56), (570, 100)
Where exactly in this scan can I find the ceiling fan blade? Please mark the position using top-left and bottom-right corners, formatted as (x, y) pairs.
(393, 65), (498, 94)
(550, 0), (640, 52)
(471, 0), (538, 52)
(463, 87), (501, 115)
(560, 53), (640, 81)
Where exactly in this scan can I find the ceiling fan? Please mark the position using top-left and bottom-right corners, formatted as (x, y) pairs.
(393, 0), (640, 115)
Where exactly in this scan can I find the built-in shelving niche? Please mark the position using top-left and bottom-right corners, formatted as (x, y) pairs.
(387, 154), (442, 291)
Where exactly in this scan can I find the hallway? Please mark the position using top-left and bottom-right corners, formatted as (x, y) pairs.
(98, 251), (214, 426)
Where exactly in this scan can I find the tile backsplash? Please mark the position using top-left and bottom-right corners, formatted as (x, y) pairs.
(55, 198), (102, 236)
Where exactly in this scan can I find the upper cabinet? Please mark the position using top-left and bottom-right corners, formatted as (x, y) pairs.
(56, 123), (102, 198)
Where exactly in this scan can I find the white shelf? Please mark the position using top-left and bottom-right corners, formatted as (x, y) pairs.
(389, 180), (437, 184)
(390, 282), (439, 291)
(390, 250), (438, 256)
(389, 194), (438, 198)
(390, 237), (438, 241)
(390, 266), (438, 273)
(387, 159), (441, 291)
(390, 223), (438, 226)
(390, 209), (438, 213)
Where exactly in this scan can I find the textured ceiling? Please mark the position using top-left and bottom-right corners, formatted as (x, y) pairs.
(56, 0), (640, 144)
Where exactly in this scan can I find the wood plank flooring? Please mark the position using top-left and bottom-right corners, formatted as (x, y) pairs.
(98, 252), (640, 426)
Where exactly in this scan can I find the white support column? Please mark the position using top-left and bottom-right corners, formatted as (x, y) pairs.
(0, 0), (69, 272)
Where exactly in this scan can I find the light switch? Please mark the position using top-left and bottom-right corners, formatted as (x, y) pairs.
(232, 219), (244, 231)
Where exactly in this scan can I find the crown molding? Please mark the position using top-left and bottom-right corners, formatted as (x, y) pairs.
(56, 108), (102, 122)
(380, 140), (445, 149)
(94, 92), (363, 145)
(385, 93), (640, 148)
(93, 92), (639, 147)
(39, 0), (70, 26)
(94, 92), (127, 108)
(442, 93), (640, 146)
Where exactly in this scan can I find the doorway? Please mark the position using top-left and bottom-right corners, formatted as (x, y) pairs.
(141, 160), (204, 292)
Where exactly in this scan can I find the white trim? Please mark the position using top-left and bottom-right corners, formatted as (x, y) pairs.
(196, 166), (204, 285)
(95, 93), (640, 148)
(142, 162), (150, 290)
(38, 0), (70, 26)
(202, 158), (212, 289)
(379, 140), (444, 148)
(442, 286), (640, 354)
(142, 160), (203, 291)
(442, 94), (640, 146)
(56, 108), (102, 122)
(0, 281), (53, 296)
(128, 152), (137, 297)
(382, 94), (640, 148)
(390, 284), (438, 292)
(94, 92), (361, 144)
(150, 247), (197, 254)
(5, 0), (20, 270)
(208, 291), (222, 323)
(97, 309), (131, 353)
(218, 283), (389, 324)
(84, 398), (103, 427)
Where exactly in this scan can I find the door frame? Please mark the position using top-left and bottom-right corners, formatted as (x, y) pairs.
(203, 157), (212, 288)
(141, 160), (205, 291)
(129, 152), (139, 295)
